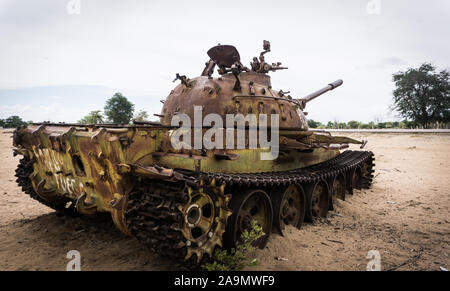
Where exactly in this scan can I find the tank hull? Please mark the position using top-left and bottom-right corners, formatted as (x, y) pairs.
(13, 123), (374, 264)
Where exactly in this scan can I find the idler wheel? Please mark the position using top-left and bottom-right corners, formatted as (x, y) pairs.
(304, 180), (330, 222)
(224, 189), (273, 249)
(272, 185), (306, 235)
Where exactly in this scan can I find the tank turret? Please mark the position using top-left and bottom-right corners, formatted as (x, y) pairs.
(160, 41), (344, 132)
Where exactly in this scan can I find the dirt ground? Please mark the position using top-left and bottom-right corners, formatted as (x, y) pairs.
(0, 129), (448, 271)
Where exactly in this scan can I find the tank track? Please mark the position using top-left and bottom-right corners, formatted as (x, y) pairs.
(200, 150), (374, 187)
(15, 156), (74, 215)
(125, 180), (190, 262)
(124, 150), (374, 263)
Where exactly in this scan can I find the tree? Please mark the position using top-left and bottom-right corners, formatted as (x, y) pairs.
(104, 93), (135, 124)
(402, 119), (418, 129)
(133, 110), (149, 122)
(0, 119), (4, 128)
(392, 63), (450, 128)
(337, 122), (347, 129)
(307, 119), (322, 128)
(377, 122), (386, 129)
(347, 120), (360, 129)
(360, 123), (370, 129)
(2, 116), (27, 128)
(78, 110), (104, 124)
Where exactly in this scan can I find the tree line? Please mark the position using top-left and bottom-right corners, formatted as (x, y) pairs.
(1, 63), (448, 129)
(0, 93), (149, 128)
(0, 116), (31, 128)
(306, 119), (447, 129)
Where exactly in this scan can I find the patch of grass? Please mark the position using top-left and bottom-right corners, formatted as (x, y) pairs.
(203, 220), (264, 271)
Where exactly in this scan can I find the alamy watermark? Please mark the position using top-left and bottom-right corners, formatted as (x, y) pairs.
(170, 106), (280, 160)
(366, 250), (381, 271)
(66, 0), (81, 15)
(66, 250), (81, 271)
(366, 0), (381, 15)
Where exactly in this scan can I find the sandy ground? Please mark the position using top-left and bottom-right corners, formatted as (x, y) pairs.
(0, 129), (448, 271)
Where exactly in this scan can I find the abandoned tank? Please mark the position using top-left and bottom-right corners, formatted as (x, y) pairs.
(13, 41), (374, 264)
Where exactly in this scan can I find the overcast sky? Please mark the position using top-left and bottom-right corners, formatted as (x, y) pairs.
(0, 0), (449, 123)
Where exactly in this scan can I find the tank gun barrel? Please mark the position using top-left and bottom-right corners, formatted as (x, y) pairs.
(300, 79), (343, 105)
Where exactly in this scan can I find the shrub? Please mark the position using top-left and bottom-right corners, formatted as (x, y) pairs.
(202, 220), (264, 271)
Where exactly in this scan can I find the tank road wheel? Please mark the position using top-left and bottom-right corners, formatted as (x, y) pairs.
(352, 166), (362, 191)
(224, 189), (273, 250)
(304, 180), (329, 222)
(179, 179), (232, 263)
(272, 185), (306, 235)
(345, 166), (362, 195)
(329, 173), (346, 210)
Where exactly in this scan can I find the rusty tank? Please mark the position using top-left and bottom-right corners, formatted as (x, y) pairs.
(12, 41), (374, 264)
